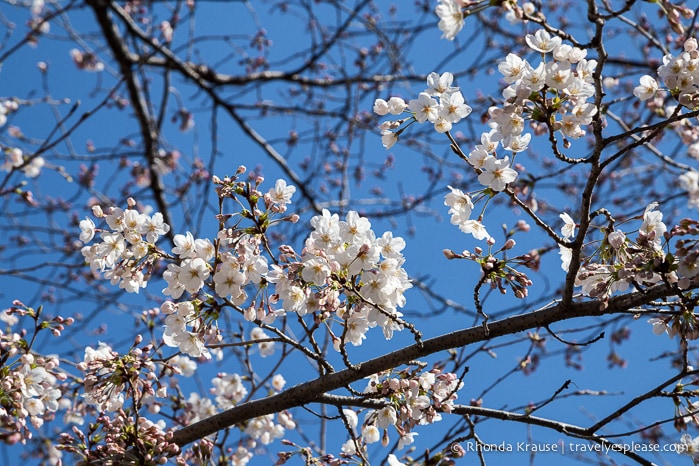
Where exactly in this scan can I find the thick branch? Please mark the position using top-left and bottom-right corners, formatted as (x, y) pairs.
(171, 282), (679, 447)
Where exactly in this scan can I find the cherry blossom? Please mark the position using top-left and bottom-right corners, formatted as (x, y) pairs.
(477, 156), (518, 191)
(435, 0), (464, 41)
(525, 29), (562, 53)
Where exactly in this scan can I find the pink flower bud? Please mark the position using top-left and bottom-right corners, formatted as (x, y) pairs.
(443, 249), (458, 259)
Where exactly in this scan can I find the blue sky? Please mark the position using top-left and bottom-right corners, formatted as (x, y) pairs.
(1, 1), (697, 465)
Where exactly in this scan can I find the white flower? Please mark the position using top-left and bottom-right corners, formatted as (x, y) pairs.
(381, 129), (399, 149)
(343, 409), (358, 430)
(639, 203), (667, 245)
(79, 217), (96, 243)
(648, 317), (674, 337)
(387, 97), (407, 114)
(24, 397), (45, 416)
(408, 92), (439, 123)
(545, 61), (574, 90)
(478, 156), (518, 191)
(559, 246), (572, 272)
(680, 170), (699, 193)
(345, 313), (369, 346)
(170, 355), (197, 377)
(607, 230), (626, 250)
(123, 209), (146, 232)
(96, 232), (125, 267)
(174, 331), (210, 359)
(459, 219), (490, 241)
(271, 374), (286, 391)
(362, 424), (381, 444)
(398, 432), (418, 449)
(498, 53), (526, 83)
(435, 0), (463, 41)
(142, 212), (170, 243)
(444, 185), (473, 221)
(387, 454), (406, 466)
(502, 133), (531, 152)
(677, 433), (699, 463)
(634, 75), (659, 101)
(179, 257), (210, 294)
(525, 29), (562, 53)
(439, 90), (472, 123)
(211, 372), (248, 409)
(426, 71), (456, 96)
(23, 156), (44, 177)
(172, 232), (196, 258)
(373, 98), (390, 115)
(267, 179), (296, 206)
(377, 231), (406, 259)
(376, 406), (398, 429)
(251, 327), (275, 357)
(433, 117), (452, 133)
(301, 256), (331, 284)
(521, 62), (547, 92)
(467, 148), (490, 169)
(213, 262), (246, 299)
(559, 212), (576, 239)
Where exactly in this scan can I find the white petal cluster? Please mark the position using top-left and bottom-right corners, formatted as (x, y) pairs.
(80, 343), (125, 412)
(677, 434), (699, 464)
(211, 372), (248, 410)
(444, 185), (490, 241)
(493, 30), (597, 143)
(0, 99), (18, 127)
(1, 144), (45, 178)
(16, 359), (61, 424)
(244, 412), (292, 445)
(270, 209), (411, 343)
(161, 300), (211, 359)
(358, 370), (463, 450)
(573, 203), (668, 299)
(374, 72), (472, 148)
(265, 179), (296, 213)
(636, 38), (699, 106)
(80, 206), (171, 294)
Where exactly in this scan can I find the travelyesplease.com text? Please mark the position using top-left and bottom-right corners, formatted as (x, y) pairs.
(455, 440), (688, 455)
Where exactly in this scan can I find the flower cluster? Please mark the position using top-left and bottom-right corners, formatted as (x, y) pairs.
(161, 300), (215, 359)
(635, 38), (699, 104)
(269, 209), (411, 342)
(79, 338), (164, 413)
(162, 232), (215, 298)
(497, 29), (597, 139)
(0, 100), (44, 178)
(436, 0), (539, 39)
(180, 372), (293, 454)
(374, 71), (472, 148)
(444, 185), (490, 241)
(341, 367), (462, 456)
(0, 303), (70, 447)
(58, 411), (178, 465)
(572, 204), (668, 300)
(0, 98), (17, 127)
(80, 199), (171, 293)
